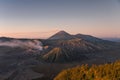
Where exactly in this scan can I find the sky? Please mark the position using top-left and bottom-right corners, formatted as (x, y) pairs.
(0, 0), (120, 38)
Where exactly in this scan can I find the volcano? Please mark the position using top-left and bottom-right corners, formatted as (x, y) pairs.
(42, 31), (119, 63)
(48, 30), (74, 40)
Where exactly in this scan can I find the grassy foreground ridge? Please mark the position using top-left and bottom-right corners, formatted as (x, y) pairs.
(54, 61), (120, 80)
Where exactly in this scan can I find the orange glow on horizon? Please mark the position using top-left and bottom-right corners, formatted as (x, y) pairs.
(0, 29), (120, 39)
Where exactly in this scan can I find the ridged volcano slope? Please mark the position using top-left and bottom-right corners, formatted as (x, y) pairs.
(43, 47), (88, 63)
(43, 38), (114, 63)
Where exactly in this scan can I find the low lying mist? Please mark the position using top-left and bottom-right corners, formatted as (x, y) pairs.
(0, 40), (43, 51)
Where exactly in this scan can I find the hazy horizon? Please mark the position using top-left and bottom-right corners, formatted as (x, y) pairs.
(0, 0), (120, 38)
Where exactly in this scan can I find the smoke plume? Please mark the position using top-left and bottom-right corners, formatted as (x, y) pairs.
(0, 40), (43, 51)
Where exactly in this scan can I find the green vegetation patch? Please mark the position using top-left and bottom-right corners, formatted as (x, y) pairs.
(54, 61), (120, 80)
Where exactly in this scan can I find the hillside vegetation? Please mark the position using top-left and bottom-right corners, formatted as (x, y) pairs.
(54, 61), (120, 80)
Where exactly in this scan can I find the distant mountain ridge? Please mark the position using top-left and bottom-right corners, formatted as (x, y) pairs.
(0, 37), (15, 41)
(103, 38), (120, 42)
(42, 31), (119, 63)
(48, 31), (114, 43)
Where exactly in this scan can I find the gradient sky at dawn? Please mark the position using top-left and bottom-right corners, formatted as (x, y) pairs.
(0, 0), (120, 38)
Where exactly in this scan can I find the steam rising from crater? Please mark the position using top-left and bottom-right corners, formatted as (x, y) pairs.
(0, 40), (43, 51)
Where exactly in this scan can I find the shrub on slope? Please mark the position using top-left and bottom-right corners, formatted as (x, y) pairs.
(54, 61), (120, 80)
